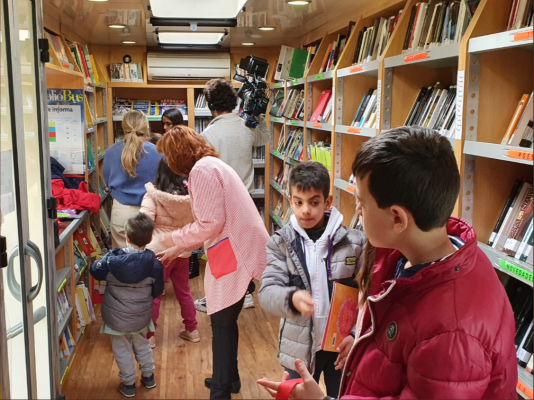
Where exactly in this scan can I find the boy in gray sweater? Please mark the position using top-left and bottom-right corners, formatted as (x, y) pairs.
(90, 213), (164, 398)
(259, 162), (366, 398)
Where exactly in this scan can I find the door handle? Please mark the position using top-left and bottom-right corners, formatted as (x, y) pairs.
(6, 240), (43, 303)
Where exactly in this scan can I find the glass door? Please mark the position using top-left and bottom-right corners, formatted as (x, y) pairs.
(0, 0), (57, 398)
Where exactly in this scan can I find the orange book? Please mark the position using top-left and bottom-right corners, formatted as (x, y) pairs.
(501, 94), (530, 144)
(321, 282), (359, 352)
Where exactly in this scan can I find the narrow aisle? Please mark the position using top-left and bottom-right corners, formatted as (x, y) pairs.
(63, 266), (284, 399)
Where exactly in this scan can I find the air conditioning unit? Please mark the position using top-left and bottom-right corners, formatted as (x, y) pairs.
(147, 52), (231, 81)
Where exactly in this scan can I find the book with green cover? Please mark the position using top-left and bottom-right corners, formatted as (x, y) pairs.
(269, 91), (285, 117)
(86, 139), (95, 171)
(289, 48), (309, 79)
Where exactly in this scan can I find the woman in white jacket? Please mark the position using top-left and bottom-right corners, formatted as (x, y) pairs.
(140, 158), (199, 347)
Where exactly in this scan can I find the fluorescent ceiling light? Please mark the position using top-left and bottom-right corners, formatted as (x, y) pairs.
(122, 41), (136, 44)
(150, 0), (248, 19)
(109, 24), (126, 29)
(258, 26), (276, 31)
(242, 42), (255, 46)
(286, 0), (311, 4)
(158, 32), (225, 45)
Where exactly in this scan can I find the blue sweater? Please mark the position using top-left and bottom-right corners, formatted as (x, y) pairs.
(102, 141), (163, 206)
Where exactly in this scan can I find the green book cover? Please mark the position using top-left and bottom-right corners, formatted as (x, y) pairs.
(86, 138), (95, 171)
(288, 48), (308, 79)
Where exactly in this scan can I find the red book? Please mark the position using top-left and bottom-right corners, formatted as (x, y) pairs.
(77, 44), (91, 80)
(310, 90), (332, 122)
(408, 3), (422, 50)
(74, 227), (95, 256)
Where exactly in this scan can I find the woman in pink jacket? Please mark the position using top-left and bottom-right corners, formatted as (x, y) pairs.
(140, 157), (199, 348)
(156, 126), (269, 400)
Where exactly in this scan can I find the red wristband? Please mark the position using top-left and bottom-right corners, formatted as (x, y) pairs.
(276, 378), (303, 400)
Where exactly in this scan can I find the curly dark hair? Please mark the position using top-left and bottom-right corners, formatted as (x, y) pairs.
(203, 79), (237, 112)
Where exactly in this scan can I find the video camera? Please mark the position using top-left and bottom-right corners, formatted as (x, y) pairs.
(234, 56), (270, 128)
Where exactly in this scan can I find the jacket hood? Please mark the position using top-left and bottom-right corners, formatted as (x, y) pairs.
(290, 206), (344, 243)
(208, 112), (241, 127)
(104, 248), (158, 284)
(144, 182), (191, 215)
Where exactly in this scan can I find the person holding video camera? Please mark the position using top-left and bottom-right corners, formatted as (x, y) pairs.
(201, 78), (270, 193)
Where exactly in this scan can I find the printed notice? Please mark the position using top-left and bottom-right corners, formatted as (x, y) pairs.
(455, 71), (465, 140)
(376, 80), (382, 127)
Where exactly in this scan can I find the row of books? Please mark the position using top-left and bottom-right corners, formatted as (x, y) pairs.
(276, 128), (305, 162)
(252, 145), (266, 160)
(488, 180), (533, 263)
(273, 197), (294, 227)
(501, 276), (533, 369)
(270, 89), (305, 120)
(57, 287), (71, 325)
(310, 90), (333, 123)
(59, 326), (75, 360)
(352, 11), (402, 65)
(195, 94), (209, 109)
(309, 142), (332, 171)
(507, 0), (534, 31)
(254, 175), (265, 190)
(75, 283), (96, 330)
(275, 46), (309, 81)
(501, 93), (533, 149)
(109, 63), (143, 83)
(318, 34), (349, 74)
(404, 83), (457, 137)
(302, 44), (320, 76)
(195, 117), (212, 134)
(67, 40), (100, 87)
(402, 0), (478, 54)
(112, 98), (187, 116)
(351, 89), (380, 129)
(274, 163), (292, 195)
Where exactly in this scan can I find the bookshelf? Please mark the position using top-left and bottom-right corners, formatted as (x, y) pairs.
(267, 0), (533, 393)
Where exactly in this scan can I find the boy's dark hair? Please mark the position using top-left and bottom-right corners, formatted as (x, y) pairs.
(162, 108), (184, 126)
(289, 161), (330, 199)
(125, 213), (155, 247)
(204, 79), (237, 112)
(154, 157), (189, 196)
(352, 127), (460, 231)
(149, 133), (162, 145)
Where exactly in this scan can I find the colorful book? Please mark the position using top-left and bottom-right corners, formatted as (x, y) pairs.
(321, 282), (359, 352)
(310, 90), (332, 122)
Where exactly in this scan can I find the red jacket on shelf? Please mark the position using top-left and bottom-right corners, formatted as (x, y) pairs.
(340, 218), (518, 399)
(52, 179), (101, 214)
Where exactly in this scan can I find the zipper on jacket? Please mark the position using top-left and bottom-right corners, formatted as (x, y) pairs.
(278, 318), (287, 358)
(340, 281), (397, 389)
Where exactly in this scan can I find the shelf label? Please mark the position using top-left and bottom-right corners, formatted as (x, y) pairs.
(499, 259), (533, 282)
(273, 118), (281, 122)
(57, 279), (67, 293)
(313, 123), (322, 129)
(291, 121), (298, 125)
(347, 127), (361, 134)
(275, 83), (281, 88)
(404, 52), (428, 63)
(288, 158), (298, 165)
(507, 149), (533, 162)
(455, 71), (465, 140)
(272, 214), (280, 223)
(273, 151), (281, 157)
(61, 366), (69, 385)
(292, 79), (299, 85)
(514, 29), (533, 42)
(349, 65), (363, 74)
(517, 380), (533, 400)
(345, 185), (356, 194)
(315, 74), (324, 80)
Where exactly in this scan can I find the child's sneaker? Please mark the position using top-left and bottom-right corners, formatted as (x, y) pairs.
(142, 374), (156, 389)
(118, 383), (136, 398)
(148, 336), (156, 349)
(179, 329), (201, 343)
(243, 294), (255, 309)
(194, 297), (207, 313)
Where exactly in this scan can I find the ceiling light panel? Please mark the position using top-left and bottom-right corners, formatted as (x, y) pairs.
(158, 32), (225, 45)
(150, 0), (248, 19)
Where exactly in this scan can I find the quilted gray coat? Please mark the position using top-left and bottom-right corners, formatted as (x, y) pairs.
(259, 210), (365, 373)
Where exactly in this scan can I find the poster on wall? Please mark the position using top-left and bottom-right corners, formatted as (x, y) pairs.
(47, 89), (85, 174)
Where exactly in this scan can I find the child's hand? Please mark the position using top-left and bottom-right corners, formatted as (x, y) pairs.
(292, 290), (315, 316)
(334, 335), (354, 370)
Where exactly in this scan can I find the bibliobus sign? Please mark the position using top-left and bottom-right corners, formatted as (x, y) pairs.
(499, 259), (533, 282)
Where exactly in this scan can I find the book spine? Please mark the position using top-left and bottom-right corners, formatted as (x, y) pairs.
(488, 180), (523, 246)
(503, 187), (534, 255)
(403, 5), (418, 51)
(518, 323), (533, 368)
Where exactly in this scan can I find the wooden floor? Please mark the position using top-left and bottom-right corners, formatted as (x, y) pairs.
(63, 266), (285, 399)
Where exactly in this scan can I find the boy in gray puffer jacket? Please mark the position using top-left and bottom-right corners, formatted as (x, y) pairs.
(259, 162), (365, 398)
(90, 213), (164, 398)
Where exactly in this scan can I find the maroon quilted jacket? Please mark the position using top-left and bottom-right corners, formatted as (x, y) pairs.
(340, 218), (518, 399)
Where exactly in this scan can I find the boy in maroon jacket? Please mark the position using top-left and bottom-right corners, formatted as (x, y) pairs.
(258, 127), (518, 399)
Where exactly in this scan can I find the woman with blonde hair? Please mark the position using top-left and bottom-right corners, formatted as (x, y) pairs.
(156, 126), (269, 399)
(103, 110), (163, 248)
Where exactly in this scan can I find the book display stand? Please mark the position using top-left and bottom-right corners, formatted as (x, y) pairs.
(267, 1), (533, 396)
